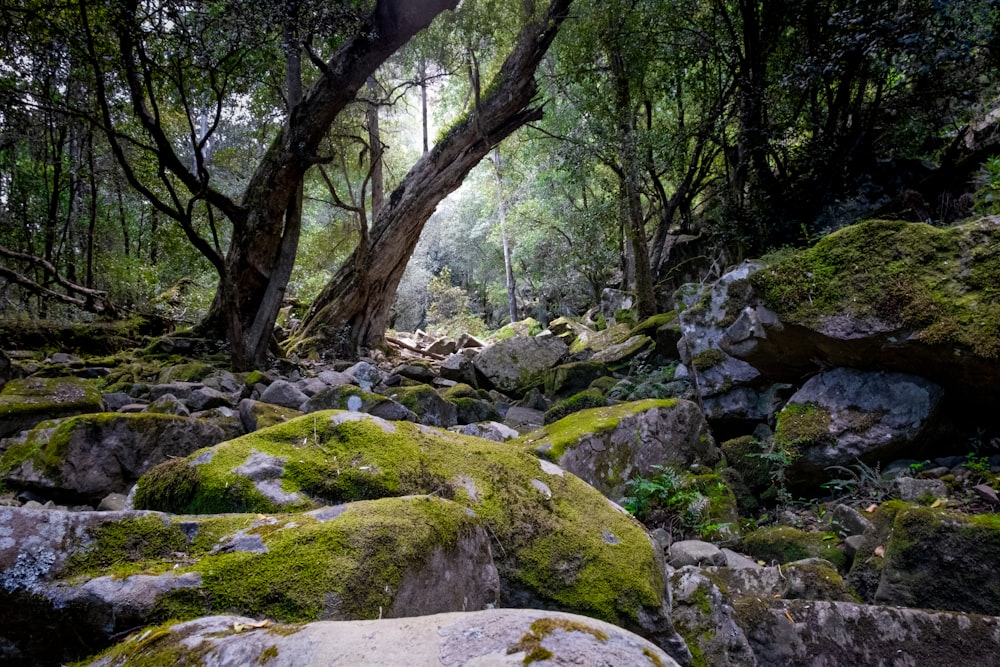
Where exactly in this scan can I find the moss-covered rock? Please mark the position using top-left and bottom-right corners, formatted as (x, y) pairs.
(543, 389), (608, 425)
(720, 435), (773, 513)
(473, 336), (569, 396)
(131, 411), (677, 640)
(0, 376), (105, 438)
(389, 384), (457, 427)
(79, 609), (682, 667)
(739, 526), (846, 570)
(156, 361), (216, 384)
(0, 412), (226, 502)
(739, 218), (1000, 406)
(520, 399), (719, 500)
(0, 498), (498, 665)
(543, 361), (608, 398)
(872, 503), (1000, 614)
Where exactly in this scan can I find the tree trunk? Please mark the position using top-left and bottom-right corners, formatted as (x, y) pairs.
(197, 0), (458, 369)
(294, 0), (573, 357)
(492, 148), (518, 323)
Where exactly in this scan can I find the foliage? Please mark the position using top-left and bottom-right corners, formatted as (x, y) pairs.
(750, 438), (799, 507)
(620, 465), (711, 538)
(963, 453), (995, 485)
(822, 459), (897, 505)
(424, 267), (488, 338)
(608, 361), (677, 401)
(974, 155), (1000, 215)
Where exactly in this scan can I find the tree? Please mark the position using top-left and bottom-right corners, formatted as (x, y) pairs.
(292, 0), (573, 356)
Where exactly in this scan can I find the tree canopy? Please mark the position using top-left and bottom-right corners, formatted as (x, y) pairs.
(2, 0), (999, 366)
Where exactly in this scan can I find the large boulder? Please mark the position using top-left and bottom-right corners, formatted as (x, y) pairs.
(0, 413), (226, 502)
(848, 501), (1000, 615)
(389, 384), (458, 428)
(0, 376), (105, 438)
(0, 498), (498, 665)
(519, 399), (720, 500)
(474, 335), (569, 396)
(129, 411), (689, 659)
(80, 609), (681, 667)
(734, 218), (1000, 408)
(776, 368), (943, 489)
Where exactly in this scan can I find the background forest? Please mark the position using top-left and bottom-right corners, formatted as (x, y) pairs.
(2, 0), (999, 367)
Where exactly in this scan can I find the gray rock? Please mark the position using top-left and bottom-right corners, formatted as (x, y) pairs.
(81, 609), (680, 667)
(259, 379), (310, 410)
(668, 540), (727, 567)
(96, 493), (127, 512)
(317, 369), (353, 387)
(670, 566), (759, 666)
(101, 392), (133, 411)
(502, 406), (545, 434)
(344, 361), (381, 390)
(2, 413), (226, 500)
(452, 421), (520, 442)
(0, 376), (105, 438)
(145, 393), (190, 417)
(779, 368), (943, 488)
(298, 377), (329, 397)
(186, 386), (235, 412)
(440, 353), (478, 387)
(894, 476), (947, 502)
(393, 363), (437, 383)
(521, 399), (720, 500)
(474, 336), (568, 396)
(147, 381), (200, 401)
(831, 504), (875, 537)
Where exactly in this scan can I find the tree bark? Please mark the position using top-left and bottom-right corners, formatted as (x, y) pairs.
(492, 148), (518, 323)
(195, 0), (458, 369)
(293, 0), (573, 357)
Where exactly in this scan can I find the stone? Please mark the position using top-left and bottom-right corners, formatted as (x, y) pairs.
(0, 413), (226, 502)
(96, 493), (127, 512)
(237, 398), (303, 433)
(0, 497), (500, 665)
(669, 566), (760, 667)
(667, 540), (727, 568)
(144, 393), (190, 417)
(100, 392), (133, 411)
(831, 503), (875, 537)
(81, 609), (681, 667)
(473, 335), (568, 396)
(147, 381), (200, 401)
(393, 362), (437, 383)
(589, 334), (652, 365)
(389, 384), (457, 428)
(894, 476), (947, 502)
(297, 377), (328, 397)
(259, 380), (309, 410)
(316, 369), (352, 387)
(452, 421), (519, 442)
(502, 406), (545, 434)
(440, 353), (478, 387)
(129, 412), (687, 655)
(543, 361), (607, 398)
(778, 368), (943, 489)
(344, 361), (381, 390)
(520, 399), (720, 500)
(0, 376), (105, 438)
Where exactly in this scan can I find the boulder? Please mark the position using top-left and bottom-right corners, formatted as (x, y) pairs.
(0, 413), (226, 502)
(675, 261), (763, 398)
(389, 384), (458, 428)
(129, 412), (688, 656)
(301, 385), (416, 422)
(0, 497), (498, 665)
(667, 540), (727, 568)
(259, 379), (309, 410)
(474, 335), (568, 396)
(452, 421), (520, 442)
(392, 362), (437, 384)
(590, 334), (652, 365)
(866, 502), (1000, 615)
(735, 218), (1000, 408)
(0, 376), (105, 438)
(440, 353), (478, 387)
(237, 398), (302, 433)
(80, 609), (680, 667)
(776, 368), (943, 488)
(543, 361), (607, 398)
(145, 393), (190, 416)
(520, 399), (720, 500)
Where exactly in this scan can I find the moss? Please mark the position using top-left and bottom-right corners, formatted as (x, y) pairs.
(775, 402), (834, 449)
(508, 617), (609, 664)
(519, 399), (678, 462)
(691, 348), (727, 371)
(588, 376), (618, 394)
(543, 389), (608, 425)
(390, 384), (438, 413)
(740, 526), (846, 570)
(751, 218), (1000, 359)
(643, 647), (666, 667)
(64, 515), (189, 579)
(73, 619), (208, 667)
(133, 412), (667, 629)
(439, 383), (479, 400)
(0, 376), (103, 429)
(257, 644), (278, 664)
(628, 312), (678, 338)
(158, 362), (215, 384)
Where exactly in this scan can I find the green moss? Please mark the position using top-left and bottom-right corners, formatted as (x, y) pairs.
(509, 617), (609, 664)
(390, 384), (437, 413)
(0, 376), (103, 429)
(543, 389), (608, 425)
(257, 644), (279, 664)
(158, 362), (215, 384)
(588, 376), (618, 394)
(751, 218), (1000, 359)
(133, 412), (667, 629)
(775, 402), (834, 449)
(691, 348), (727, 371)
(628, 312), (678, 338)
(519, 399), (677, 461)
(64, 515), (189, 579)
(740, 526), (846, 570)
(643, 647), (666, 667)
(439, 383), (479, 400)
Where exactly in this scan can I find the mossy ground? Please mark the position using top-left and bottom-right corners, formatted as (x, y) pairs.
(518, 399), (678, 461)
(132, 411), (667, 628)
(751, 218), (1000, 358)
(0, 376), (103, 425)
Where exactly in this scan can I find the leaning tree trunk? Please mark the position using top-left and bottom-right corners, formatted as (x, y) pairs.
(293, 0), (573, 357)
(199, 0), (458, 370)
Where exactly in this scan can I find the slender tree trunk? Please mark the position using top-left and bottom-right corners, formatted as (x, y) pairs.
(492, 148), (518, 323)
(367, 76), (384, 219)
(420, 58), (430, 154)
(294, 0), (573, 356)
